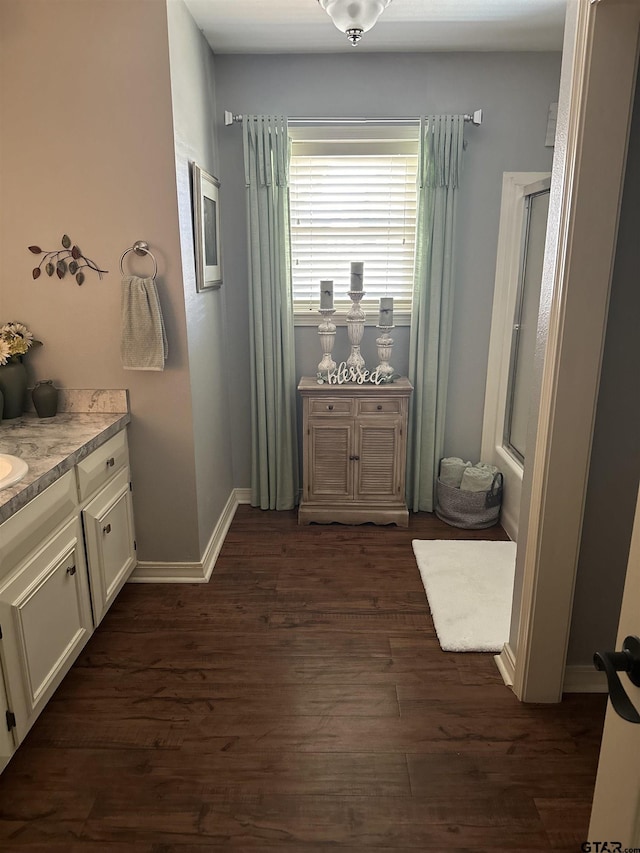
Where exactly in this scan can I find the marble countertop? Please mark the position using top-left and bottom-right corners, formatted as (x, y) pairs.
(0, 411), (130, 524)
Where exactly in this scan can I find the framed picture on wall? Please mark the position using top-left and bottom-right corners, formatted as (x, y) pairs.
(192, 162), (222, 291)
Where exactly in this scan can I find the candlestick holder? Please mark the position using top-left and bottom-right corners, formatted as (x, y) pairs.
(346, 291), (366, 372)
(376, 325), (395, 378)
(317, 308), (337, 373)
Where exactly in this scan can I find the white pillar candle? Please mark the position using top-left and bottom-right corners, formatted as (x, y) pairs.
(320, 280), (334, 309)
(379, 297), (393, 326)
(350, 262), (364, 291)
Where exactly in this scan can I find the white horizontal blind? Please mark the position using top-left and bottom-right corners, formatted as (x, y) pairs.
(289, 149), (418, 314)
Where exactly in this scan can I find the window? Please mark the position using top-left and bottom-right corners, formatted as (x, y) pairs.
(289, 127), (418, 322)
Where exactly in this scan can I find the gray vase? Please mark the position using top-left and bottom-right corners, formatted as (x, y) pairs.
(0, 360), (28, 419)
(32, 380), (59, 418)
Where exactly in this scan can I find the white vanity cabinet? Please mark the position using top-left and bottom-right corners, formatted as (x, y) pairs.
(0, 516), (93, 745)
(76, 431), (136, 626)
(82, 467), (136, 625)
(0, 424), (135, 764)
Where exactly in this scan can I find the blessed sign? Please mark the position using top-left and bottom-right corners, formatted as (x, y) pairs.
(318, 362), (385, 386)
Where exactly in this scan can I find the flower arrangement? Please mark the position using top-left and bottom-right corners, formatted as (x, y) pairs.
(0, 323), (42, 366)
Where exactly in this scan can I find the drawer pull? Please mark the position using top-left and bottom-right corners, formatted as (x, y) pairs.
(103, 523), (112, 535)
(327, 404), (334, 411)
(377, 405), (383, 411)
(106, 457), (115, 468)
(349, 455), (360, 461)
(66, 565), (76, 576)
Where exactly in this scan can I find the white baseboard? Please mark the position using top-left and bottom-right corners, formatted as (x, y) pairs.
(494, 648), (607, 694)
(563, 665), (608, 693)
(500, 506), (518, 542)
(494, 642), (516, 687)
(129, 488), (242, 583)
(233, 487), (300, 507)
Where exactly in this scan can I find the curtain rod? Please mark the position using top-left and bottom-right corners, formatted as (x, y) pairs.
(224, 109), (483, 127)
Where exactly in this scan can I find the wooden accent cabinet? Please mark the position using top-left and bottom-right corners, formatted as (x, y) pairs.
(298, 377), (413, 526)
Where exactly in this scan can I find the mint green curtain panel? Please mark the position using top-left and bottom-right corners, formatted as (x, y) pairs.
(407, 115), (465, 512)
(242, 115), (298, 510)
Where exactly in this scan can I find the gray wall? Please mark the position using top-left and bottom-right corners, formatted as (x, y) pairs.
(167, 0), (234, 555)
(0, 0), (235, 564)
(566, 63), (640, 667)
(0, 0), (201, 563)
(214, 52), (561, 488)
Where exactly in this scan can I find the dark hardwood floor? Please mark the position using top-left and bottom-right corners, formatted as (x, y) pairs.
(0, 507), (606, 851)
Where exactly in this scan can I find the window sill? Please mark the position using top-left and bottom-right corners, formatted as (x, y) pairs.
(294, 309), (412, 327)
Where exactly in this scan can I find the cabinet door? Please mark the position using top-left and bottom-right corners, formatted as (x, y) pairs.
(0, 662), (15, 771)
(306, 420), (353, 502)
(82, 467), (136, 626)
(0, 517), (93, 744)
(355, 418), (404, 501)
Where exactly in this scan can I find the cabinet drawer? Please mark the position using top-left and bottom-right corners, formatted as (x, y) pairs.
(309, 398), (354, 416)
(76, 430), (128, 501)
(0, 471), (77, 581)
(358, 398), (402, 415)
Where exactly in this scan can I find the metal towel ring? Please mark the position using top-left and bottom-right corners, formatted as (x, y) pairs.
(119, 240), (157, 280)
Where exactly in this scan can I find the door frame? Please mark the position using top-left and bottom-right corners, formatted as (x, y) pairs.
(504, 0), (640, 702)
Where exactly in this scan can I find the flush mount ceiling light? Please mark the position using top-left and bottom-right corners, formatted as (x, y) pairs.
(317, 0), (393, 46)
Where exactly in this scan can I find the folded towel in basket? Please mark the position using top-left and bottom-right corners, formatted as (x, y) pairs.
(121, 275), (168, 371)
(460, 466), (496, 492)
(440, 457), (472, 488)
(474, 462), (499, 476)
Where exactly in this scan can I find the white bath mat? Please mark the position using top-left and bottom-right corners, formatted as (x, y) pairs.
(412, 539), (517, 652)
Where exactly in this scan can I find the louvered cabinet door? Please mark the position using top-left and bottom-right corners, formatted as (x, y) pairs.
(306, 421), (353, 502)
(356, 418), (403, 502)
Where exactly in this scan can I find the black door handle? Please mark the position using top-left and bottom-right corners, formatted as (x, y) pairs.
(593, 635), (640, 724)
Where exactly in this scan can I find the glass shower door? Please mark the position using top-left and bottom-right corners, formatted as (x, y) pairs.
(504, 187), (550, 463)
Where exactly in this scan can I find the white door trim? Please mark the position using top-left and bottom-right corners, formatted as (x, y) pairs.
(511, 0), (640, 702)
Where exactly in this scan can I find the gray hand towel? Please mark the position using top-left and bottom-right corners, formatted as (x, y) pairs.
(121, 275), (168, 371)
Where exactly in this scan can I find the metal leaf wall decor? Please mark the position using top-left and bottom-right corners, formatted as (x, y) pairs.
(28, 235), (108, 285)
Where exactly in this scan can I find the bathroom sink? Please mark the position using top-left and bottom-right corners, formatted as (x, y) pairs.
(0, 454), (28, 491)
